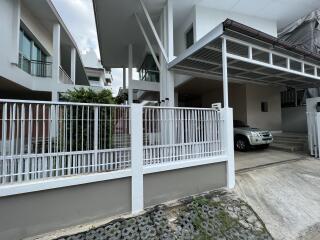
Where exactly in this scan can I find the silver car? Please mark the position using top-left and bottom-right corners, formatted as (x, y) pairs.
(233, 120), (273, 151)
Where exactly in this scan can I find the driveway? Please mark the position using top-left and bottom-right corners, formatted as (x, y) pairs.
(235, 158), (320, 240)
(235, 148), (305, 171)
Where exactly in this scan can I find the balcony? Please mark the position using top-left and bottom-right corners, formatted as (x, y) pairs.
(139, 69), (159, 82)
(18, 53), (52, 78)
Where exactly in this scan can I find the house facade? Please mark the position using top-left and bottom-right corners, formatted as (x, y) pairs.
(0, 0), (95, 102)
(82, 49), (113, 89)
(94, 0), (320, 132)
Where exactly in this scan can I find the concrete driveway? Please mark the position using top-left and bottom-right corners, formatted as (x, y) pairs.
(235, 148), (305, 171)
(235, 158), (320, 240)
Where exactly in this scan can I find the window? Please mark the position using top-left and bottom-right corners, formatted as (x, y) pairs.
(88, 76), (100, 81)
(185, 25), (194, 49)
(19, 26), (49, 77)
(261, 102), (268, 112)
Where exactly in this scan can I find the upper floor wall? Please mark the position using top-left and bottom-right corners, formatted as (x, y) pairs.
(174, 5), (278, 56)
(20, 2), (53, 56)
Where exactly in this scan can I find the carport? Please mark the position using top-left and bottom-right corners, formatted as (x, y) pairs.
(169, 19), (320, 110)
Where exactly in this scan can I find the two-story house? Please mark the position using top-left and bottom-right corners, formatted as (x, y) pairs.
(93, 0), (320, 133)
(0, 0), (93, 101)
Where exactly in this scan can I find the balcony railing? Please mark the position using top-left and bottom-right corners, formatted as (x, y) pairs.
(59, 66), (73, 84)
(18, 54), (52, 78)
(140, 70), (159, 82)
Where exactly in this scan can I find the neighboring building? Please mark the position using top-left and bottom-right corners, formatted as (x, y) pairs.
(278, 9), (320, 133)
(82, 49), (113, 89)
(93, 0), (320, 132)
(0, 0), (92, 101)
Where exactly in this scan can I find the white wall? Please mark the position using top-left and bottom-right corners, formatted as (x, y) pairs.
(194, 6), (278, 40)
(246, 84), (282, 131)
(173, 5), (277, 57)
(174, 7), (196, 56)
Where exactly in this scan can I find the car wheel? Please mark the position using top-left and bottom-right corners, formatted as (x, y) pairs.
(235, 136), (249, 152)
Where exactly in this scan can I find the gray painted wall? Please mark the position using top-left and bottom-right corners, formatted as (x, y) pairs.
(144, 162), (227, 207)
(246, 84), (282, 131)
(0, 178), (132, 240)
(281, 106), (307, 133)
(0, 162), (227, 240)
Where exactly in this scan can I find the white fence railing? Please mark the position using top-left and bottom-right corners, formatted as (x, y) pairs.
(307, 112), (320, 158)
(0, 100), (234, 212)
(0, 100), (130, 184)
(143, 107), (223, 166)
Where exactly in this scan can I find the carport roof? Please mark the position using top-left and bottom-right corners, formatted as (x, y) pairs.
(169, 19), (320, 89)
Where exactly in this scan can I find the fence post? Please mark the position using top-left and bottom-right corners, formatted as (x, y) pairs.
(224, 107), (235, 189)
(94, 106), (99, 172)
(131, 104), (144, 214)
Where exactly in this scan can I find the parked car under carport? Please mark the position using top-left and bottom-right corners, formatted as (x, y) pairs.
(233, 120), (273, 151)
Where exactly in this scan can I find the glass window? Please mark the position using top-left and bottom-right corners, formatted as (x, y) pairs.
(186, 25), (194, 49)
(22, 33), (31, 59)
(19, 27), (49, 76)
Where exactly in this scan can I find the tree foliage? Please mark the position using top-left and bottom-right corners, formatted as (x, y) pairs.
(61, 88), (116, 104)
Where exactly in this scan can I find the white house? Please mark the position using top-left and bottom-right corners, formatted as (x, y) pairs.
(93, 0), (320, 132)
(82, 49), (113, 89)
(0, 0), (93, 101)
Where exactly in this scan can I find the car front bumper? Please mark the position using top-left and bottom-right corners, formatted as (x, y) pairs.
(248, 136), (273, 146)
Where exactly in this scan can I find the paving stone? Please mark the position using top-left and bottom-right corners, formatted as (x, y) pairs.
(54, 190), (273, 240)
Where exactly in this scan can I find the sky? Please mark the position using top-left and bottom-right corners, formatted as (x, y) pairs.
(51, 0), (138, 96)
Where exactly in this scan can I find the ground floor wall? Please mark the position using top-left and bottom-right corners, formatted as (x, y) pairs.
(0, 162), (227, 240)
(144, 162), (226, 207)
(201, 83), (247, 123)
(200, 82), (282, 130)
(246, 84), (282, 131)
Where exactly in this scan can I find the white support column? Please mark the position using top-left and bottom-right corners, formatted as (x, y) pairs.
(222, 38), (234, 188)
(131, 104), (144, 214)
(128, 44), (133, 104)
(51, 91), (58, 102)
(222, 37), (229, 108)
(122, 68), (126, 90)
(224, 108), (235, 189)
(71, 48), (76, 84)
(167, 0), (174, 62)
(164, 0), (175, 106)
(52, 23), (61, 83)
(11, 0), (21, 64)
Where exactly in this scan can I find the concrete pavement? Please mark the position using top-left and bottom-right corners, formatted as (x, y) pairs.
(235, 158), (320, 240)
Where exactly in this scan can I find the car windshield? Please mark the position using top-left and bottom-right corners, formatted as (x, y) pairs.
(233, 120), (249, 128)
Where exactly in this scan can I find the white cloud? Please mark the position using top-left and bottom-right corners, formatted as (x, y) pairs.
(52, 0), (137, 96)
(52, 0), (99, 55)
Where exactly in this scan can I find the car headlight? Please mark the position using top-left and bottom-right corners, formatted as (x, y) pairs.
(251, 132), (260, 137)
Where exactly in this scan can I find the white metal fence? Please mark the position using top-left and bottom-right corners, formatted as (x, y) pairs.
(0, 100), (234, 212)
(0, 100), (131, 184)
(143, 107), (223, 166)
(0, 99), (234, 213)
(307, 112), (320, 158)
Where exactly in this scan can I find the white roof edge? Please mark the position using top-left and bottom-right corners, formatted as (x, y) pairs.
(168, 24), (224, 69)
